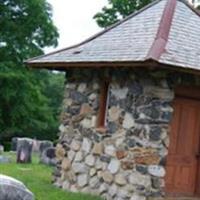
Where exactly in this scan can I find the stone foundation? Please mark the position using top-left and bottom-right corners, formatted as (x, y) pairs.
(53, 68), (176, 200)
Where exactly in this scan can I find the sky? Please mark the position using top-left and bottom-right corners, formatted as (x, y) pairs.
(46, 0), (108, 52)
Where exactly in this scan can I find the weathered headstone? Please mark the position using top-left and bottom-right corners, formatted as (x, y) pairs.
(40, 147), (56, 166)
(0, 174), (34, 200)
(17, 139), (33, 163)
(45, 147), (56, 159)
(39, 140), (53, 156)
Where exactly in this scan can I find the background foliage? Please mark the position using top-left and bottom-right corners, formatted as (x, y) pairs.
(0, 0), (64, 147)
(94, 0), (153, 28)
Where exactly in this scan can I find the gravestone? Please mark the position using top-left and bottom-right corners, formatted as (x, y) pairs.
(40, 147), (56, 166)
(45, 147), (56, 159)
(0, 174), (34, 200)
(39, 141), (53, 156)
(17, 139), (33, 163)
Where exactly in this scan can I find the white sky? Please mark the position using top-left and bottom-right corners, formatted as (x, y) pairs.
(46, 0), (108, 52)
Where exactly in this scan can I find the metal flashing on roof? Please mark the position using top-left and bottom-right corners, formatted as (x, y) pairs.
(146, 0), (177, 60)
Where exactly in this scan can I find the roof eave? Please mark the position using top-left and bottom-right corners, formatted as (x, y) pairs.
(26, 60), (157, 71)
(26, 59), (200, 76)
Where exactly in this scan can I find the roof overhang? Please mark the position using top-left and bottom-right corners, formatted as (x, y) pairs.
(25, 59), (200, 76)
(25, 0), (200, 76)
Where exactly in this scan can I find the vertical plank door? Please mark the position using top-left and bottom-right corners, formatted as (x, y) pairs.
(165, 97), (200, 196)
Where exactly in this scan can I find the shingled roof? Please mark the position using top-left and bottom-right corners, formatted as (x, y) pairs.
(26, 0), (200, 71)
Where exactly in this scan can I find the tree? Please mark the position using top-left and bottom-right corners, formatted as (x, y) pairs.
(0, 0), (58, 63)
(0, 0), (64, 147)
(94, 0), (153, 28)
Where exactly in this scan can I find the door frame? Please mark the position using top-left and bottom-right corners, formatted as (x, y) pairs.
(166, 85), (200, 197)
(175, 85), (200, 100)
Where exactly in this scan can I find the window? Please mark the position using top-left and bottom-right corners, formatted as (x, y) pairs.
(96, 81), (109, 132)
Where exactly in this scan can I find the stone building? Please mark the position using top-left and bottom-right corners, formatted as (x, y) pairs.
(26, 0), (200, 199)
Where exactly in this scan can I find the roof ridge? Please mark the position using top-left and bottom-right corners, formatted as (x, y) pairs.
(146, 0), (177, 61)
(25, 0), (162, 63)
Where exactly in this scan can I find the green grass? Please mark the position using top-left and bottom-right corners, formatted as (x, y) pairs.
(0, 152), (102, 200)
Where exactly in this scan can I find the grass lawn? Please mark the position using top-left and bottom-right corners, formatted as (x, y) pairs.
(0, 152), (102, 200)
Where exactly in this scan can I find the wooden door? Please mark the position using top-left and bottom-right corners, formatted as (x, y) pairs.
(165, 97), (200, 196)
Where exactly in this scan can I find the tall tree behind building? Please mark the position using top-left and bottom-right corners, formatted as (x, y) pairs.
(94, 0), (153, 28)
(0, 0), (64, 145)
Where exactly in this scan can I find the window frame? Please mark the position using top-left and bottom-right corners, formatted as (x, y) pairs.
(96, 81), (110, 132)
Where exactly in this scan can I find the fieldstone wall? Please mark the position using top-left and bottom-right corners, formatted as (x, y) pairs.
(53, 68), (175, 200)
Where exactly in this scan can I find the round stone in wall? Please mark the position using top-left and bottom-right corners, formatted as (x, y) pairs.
(108, 184), (118, 197)
(74, 151), (84, 162)
(108, 159), (120, 174)
(72, 163), (87, 174)
(148, 165), (166, 177)
(109, 106), (121, 122)
(149, 127), (162, 141)
(77, 174), (88, 188)
(82, 138), (92, 153)
(111, 87), (129, 100)
(104, 145), (116, 157)
(115, 173), (127, 186)
(128, 172), (151, 188)
(102, 171), (113, 184)
(70, 140), (81, 151)
(85, 155), (96, 167)
(123, 113), (135, 129)
(77, 83), (86, 93)
(130, 194), (146, 200)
